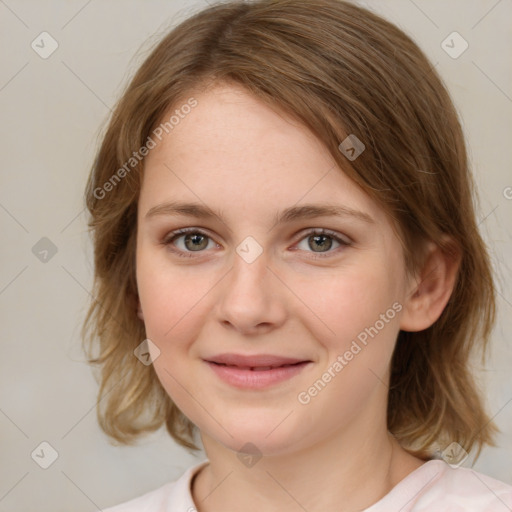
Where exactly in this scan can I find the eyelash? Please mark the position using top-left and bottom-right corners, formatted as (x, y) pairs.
(161, 227), (351, 260)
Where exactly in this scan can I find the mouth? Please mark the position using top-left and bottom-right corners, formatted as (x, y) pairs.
(208, 361), (307, 371)
(203, 354), (312, 389)
(204, 353), (310, 367)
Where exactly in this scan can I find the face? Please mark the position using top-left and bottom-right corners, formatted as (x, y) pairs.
(136, 83), (414, 457)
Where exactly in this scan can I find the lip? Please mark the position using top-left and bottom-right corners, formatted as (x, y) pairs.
(205, 353), (309, 367)
(204, 353), (312, 389)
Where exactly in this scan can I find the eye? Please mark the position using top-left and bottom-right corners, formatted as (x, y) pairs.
(162, 228), (217, 257)
(161, 227), (351, 259)
(293, 228), (351, 259)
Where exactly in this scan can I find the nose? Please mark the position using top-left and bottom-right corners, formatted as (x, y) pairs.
(214, 246), (287, 336)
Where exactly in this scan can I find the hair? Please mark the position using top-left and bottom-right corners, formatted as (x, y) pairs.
(82, 0), (498, 459)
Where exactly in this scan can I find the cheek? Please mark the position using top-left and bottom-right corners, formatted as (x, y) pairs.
(137, 249), (204, 335)
(290, 261), (403, 411)
(291, 266), (402, 427)
(290, 260), (402, 349)
(136, 256), (208, 409)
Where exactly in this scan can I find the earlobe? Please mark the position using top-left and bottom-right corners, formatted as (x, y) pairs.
(399, 238), (461, 332)
(136, 298), (144, 321)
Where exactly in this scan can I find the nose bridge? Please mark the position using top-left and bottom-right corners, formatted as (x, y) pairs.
(228, 237), (272, 298)
(216, 235), (286, 332)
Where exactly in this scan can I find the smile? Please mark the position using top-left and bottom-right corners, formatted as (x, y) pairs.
(205, 360), (311, 389)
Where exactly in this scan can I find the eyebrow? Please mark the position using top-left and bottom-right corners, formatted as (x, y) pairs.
(144, 201), (375, 225)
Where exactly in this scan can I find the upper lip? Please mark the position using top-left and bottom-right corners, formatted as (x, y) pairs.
(204, 353), (310, 368)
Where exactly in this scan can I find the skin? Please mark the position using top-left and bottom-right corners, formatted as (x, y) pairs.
(135, 83), (460, 512)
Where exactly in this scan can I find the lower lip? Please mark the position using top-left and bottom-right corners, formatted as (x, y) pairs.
(206, 361), (311, 389)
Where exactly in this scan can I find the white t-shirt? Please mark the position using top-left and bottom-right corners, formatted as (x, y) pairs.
(103, 458), (512, 511)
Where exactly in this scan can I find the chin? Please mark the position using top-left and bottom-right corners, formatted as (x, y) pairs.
(202, 416), (313, 458)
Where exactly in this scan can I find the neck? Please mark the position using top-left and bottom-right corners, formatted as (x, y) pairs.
(192, 418), (423, 512)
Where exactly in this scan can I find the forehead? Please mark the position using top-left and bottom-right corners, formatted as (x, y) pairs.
(140, 84), (383, 223)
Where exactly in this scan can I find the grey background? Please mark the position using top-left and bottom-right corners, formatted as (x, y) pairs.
(0, 0), (511, 510)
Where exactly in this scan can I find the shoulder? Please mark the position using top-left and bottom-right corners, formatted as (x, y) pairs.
(410, 460), (512, 511)
(367, 459), (512, 511)
(102, 460), (208, 512)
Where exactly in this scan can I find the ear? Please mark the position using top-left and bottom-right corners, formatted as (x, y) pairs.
(400, 237), (461, 332)
(136, 297), (144, 321)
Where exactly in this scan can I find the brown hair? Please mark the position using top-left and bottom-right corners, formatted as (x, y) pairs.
(82, 0), (498, 458)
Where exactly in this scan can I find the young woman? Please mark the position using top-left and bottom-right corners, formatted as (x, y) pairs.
(82, 1), (512, 510)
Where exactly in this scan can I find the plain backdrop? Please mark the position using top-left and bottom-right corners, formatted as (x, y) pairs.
(0, 0), (511, 510)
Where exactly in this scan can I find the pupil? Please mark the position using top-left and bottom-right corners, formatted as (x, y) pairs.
(186, 234), (207, 251)
(311, 235), (331, 252)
